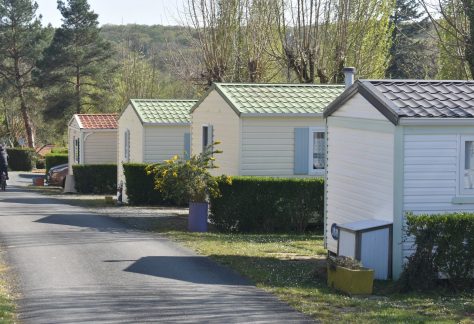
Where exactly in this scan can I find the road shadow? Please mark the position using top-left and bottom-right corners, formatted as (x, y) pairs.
(0, 197), (63, 205)
(35, 213), (132, 232)
(123, 256), (251, 286)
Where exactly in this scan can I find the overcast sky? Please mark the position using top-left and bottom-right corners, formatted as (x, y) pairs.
(35, 0), (186, 27)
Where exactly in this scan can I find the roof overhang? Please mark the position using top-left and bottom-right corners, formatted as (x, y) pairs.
(399, 117), (474, 126)
(323, 80), (400, 125)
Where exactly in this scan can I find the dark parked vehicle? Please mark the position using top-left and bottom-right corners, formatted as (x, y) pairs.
(46, 163), (68, 187)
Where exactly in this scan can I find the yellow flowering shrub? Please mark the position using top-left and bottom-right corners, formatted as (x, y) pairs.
(145, 143), (230, 204)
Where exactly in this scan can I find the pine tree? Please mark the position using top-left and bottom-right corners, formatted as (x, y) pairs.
(0, 0), (47, 148)
(37, 0), (115, 119)
(386, 0), (431, 78)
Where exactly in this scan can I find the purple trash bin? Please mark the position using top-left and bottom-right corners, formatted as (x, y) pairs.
(188, 202), (208, 232)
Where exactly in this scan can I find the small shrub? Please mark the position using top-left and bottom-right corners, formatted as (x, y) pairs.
(73, 164), (117, 194)
(51, 147), (68, 154)
(328, 256), (364, 270)
(36, 158), (45, 169)
(7, 147), (35, 171)
(401, 212), (474, 291)
(123, 163), (171, 206)
(209, 177), (324, 233)
(146, 147), (229, 205)
(45, 153), (68, 173)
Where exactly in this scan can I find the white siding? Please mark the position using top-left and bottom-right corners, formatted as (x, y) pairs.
(332, 93), (387, 120)
(191, 90), (240, 176)
(143, 125), (189, 163)
(326, 119), (395, 253)
(401, 131), (474, 259)
(68, 126), (81, 175)
(83, 131), (118, 164)
(241, 117), (324, 176)
(117, 105), (144, 202)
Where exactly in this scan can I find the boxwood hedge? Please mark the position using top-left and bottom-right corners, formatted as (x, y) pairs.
(45, 153), (68, 173)
(209, 176), (324, 233)
(7, 147), (35, 171)
(123, 163), (172, 206)
(73, 164), (117, 194)
(402, 212), (474, 290)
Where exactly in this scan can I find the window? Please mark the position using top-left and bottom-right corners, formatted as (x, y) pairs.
(202, 125), (213, 153)
(124, 129), (130, 162)
(202, 126), (209, 152)
(309, 128), (325, 174)
(461, 137), (474, 194)
(74, 137), (80, 163)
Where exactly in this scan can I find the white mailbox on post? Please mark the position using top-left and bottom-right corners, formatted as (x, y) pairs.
(337, 219), (393, 280)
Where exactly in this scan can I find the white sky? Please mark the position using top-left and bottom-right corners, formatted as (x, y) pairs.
(35, 0), (186, 27)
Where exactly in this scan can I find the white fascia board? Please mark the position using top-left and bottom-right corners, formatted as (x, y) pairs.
(399, 117), (474, 126)
(81, 128), (118, 132)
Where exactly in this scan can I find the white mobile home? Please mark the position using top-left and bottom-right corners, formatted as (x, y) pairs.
(68, 114), (118, 175)
(117, 99), (197, 202)
(190, 83), (344, 176)
(324, 79), (474, 280)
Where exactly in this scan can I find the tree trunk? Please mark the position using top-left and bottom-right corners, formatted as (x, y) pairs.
(14, 57), (35, 148)
(76, 67), (81, 114)
(18, 90), (35, 148)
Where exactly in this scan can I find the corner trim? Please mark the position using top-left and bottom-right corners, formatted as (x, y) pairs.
(392, 126), (405, 280)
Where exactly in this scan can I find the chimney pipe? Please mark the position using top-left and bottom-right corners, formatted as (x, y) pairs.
(343, 67), (356, 89)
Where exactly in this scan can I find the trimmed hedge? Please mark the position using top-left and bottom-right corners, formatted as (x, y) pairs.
(123, 163), (171, 205)
(73, 164), (117, 194)
(51, 147), (68, 154)
(45, 153), (68, 173)
(209, 177), (324, 233)
(401, 212), (474, 290)
(7, 148), (35, 171)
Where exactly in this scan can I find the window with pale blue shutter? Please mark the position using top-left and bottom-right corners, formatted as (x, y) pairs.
(294, 128), (309, 175)
(184, 132), (191, 160)
(202, 125), (213, 153)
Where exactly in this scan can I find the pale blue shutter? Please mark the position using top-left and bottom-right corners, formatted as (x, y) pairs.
(207, 125), (214, 149)
(294, 128), (309, 175)
(184, 132), (191, 160)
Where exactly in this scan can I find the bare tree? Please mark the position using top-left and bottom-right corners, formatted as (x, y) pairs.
(276, 0), (393, 83)
(419, 0), (474, 79)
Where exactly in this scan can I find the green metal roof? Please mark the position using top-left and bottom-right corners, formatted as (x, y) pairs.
(130, 99), (197, 124)
(192, 83), (345, 115)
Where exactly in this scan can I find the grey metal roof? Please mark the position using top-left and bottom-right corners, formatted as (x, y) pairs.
(324, 80), (474, 124)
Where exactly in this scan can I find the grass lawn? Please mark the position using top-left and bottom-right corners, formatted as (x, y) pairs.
(0, 260), (14, 324)
(122, 215), (474, 323)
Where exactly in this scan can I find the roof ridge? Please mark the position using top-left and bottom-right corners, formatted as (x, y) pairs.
(215, 82), (344, 87)
(364, 79), (474, 83)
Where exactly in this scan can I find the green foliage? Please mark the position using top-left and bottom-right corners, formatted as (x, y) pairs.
(7, 148), (35, 171)
(36, 0), (116, 122)
(0, 0), (49, 148)
(72, 164), (117, 194)
(387, 1), (437, 78)
(401, 212), (474, 291)
(146, 145), (230, 204)
(35, 158), (45, 169)
(51, 147), (68, 154)
(209, 177), (324, 233)
(122, 163), (171, 206)
(45, 153), (68, 173)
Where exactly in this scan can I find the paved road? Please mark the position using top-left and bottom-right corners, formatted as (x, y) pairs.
(0, 175), (312, 323)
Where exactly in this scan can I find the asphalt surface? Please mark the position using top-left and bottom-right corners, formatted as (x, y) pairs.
(0, 173), (313, 323)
